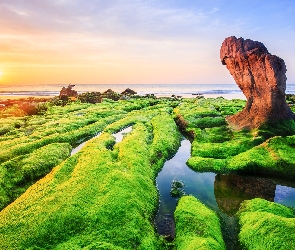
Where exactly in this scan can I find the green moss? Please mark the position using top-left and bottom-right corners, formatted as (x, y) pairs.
(227, 136), (295, 177)
(177, 98), (295, 178)
(0, 114), (125, 164)
(150, 113), (182, 173)
(0, 143), (72, 210)
(258, 120), (295, 139)
(0, 101), (182, 249)
(193, 126), (233, 143)
(174, 196), (226, 250)
(237, 198), (295, 250)
(191, 137), (261, 159)
(188, 116), (226, 129)
(187, 156), (226, 172)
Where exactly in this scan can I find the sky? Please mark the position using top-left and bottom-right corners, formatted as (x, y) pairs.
(0, 0), (295, 85)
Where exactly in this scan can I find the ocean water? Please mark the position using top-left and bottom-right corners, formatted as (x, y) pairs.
(1, 83), (295, 100)
(0, 84), (295, 99)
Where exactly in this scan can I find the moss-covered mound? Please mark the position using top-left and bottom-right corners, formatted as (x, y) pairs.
(0, 143), (72, 210)
(174, 196), (226, 250)
(0, 104), (181, 249)
(237, 198), (295, 250)
(175, 98), (295, 179)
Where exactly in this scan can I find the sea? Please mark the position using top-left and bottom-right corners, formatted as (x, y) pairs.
(1, 83), (295, 100)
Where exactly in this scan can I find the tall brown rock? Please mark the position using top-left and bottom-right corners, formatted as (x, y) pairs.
(220, 36), (294, 129)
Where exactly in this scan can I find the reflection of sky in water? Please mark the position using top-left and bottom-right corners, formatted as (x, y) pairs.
(112, 126), (133, 143)
(275, 185), (295, 207)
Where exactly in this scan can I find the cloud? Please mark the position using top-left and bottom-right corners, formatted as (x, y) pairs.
(1, 0), (294, 84)
(0, 0), (224, 38)
(0, 1), (227, 65)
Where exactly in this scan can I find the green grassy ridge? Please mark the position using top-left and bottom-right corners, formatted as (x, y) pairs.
(174, 196), (226, 250)
(0, 131), (158, 249)
(0, 98), (164, 145)
(0, 125), (15, 137)
(211, 97), (245, 116)
(192, 125), (233, 143)
(103, 104), (167, 134)
(0, 108), (182, 249)
(1, 97), (173, 157)
(45, 102), (92, 115)
(0, 143), (72, 211)
(174, 98), (295, 178)
(237, 198), (295, 250)
(0, 100), (120, 138)
(188, 135), (295, 178)
(0, 108), (126, 149)
(116, 98), (158, 112)
(0, 114), (125, 164)
(0, 117), (27, 137)
(190, 135), (263, 159)
(226, 135), (295, 176)
(150, 113), (182, 173)
(173, 98), (245, 141)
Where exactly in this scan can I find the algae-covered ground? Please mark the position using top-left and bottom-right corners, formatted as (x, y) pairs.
(175, 97), (295, 178)
(0, 96), (294, 249)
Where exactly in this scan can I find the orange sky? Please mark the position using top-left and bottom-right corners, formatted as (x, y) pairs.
(0, 1), (294, 86)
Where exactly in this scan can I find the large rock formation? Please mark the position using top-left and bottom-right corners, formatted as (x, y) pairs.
(220, 36), (294, 129)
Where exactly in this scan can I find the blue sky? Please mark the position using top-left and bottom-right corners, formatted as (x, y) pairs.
(0, 0), (294, 85)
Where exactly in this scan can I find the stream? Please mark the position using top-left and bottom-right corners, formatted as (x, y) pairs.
(155, 138), (295, 249)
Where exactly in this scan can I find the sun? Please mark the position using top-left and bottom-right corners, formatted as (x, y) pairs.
(0, 71), (2, 77)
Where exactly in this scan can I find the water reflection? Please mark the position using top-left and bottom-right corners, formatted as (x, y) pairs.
(113, 126), (132, 143)
(214, 174), (276, 216)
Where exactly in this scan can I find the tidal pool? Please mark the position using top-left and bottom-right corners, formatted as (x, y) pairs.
(71, 126), (132, 155)
(112, 126), (132, 143)
(155, 138), (295, 248)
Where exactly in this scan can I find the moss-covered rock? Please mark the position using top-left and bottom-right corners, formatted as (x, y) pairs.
(174, 196), (226, 250)
(227, 135), (295, 177)
(0, 142), (72, 210)
(177, 98), (295, 179)
(237, 198), (295, 250)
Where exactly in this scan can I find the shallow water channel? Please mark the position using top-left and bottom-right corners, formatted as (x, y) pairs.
(155, 138), (295, 249)
(71, 126), (133, 155)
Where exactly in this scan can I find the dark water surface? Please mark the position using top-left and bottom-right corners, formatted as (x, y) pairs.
(155, 139), (295, 248)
